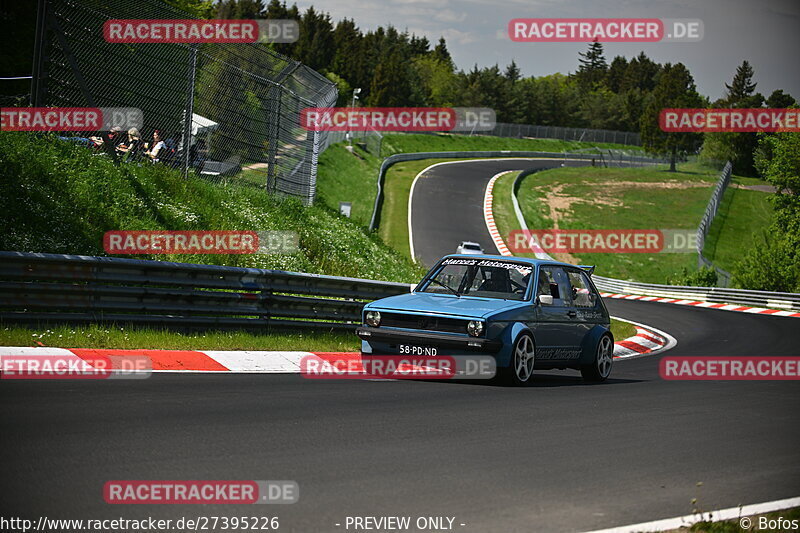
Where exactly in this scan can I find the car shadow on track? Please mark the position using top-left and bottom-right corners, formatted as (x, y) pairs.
(426, 373), (644, 388)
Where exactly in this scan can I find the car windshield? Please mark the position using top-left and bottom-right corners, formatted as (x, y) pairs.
(421, 258), (532, 300)
(463, 244), (481, 250)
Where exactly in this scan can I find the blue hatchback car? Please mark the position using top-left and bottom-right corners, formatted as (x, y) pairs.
(356, 254), (613, 385)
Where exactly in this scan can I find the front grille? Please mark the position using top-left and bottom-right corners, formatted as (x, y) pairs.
(380, 312), (469, 334)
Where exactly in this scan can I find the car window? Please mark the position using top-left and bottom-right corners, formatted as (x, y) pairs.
(421, 258), (532, 300)
(566, 270), (598, 308)
(537, 267), (571, 306)
(464, 244), (481, 251)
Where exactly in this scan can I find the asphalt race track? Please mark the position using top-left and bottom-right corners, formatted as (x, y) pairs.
(2, 158), (799, 532)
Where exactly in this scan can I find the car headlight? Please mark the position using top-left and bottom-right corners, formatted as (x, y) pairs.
(365, 310), (381, 327)
(466, 320), (484, 337)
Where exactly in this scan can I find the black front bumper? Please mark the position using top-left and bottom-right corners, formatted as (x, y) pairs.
(356, 326), (502, 352)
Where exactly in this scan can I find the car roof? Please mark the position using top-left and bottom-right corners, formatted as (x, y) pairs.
(440, 253), (576, 269)
(459, 241), (481, 246)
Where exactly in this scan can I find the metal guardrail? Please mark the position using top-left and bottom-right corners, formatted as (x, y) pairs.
(0, 252), (411, 331)
(696, 161), (734, 285)
(368, 150), (668, 230)
(592, 275), (800, 311)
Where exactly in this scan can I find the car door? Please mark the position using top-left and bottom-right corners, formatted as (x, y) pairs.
(564, 268), (602, 344)
(533, 266), (582, 361)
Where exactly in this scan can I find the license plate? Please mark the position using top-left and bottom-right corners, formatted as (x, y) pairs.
(398, 344), (438, 356)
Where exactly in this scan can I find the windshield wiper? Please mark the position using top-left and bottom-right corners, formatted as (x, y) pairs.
(428, 278), (460, 297)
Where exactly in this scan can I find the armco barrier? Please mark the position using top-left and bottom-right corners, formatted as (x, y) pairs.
(368, 150), (667, 230)
(592, 276), (800, 311)
(0, 251), (411, 330)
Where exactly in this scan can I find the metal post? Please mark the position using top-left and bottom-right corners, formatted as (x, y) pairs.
(266, 61), (301, 193)
(182, 44), (198, 178)
(31, 0), (48, 107)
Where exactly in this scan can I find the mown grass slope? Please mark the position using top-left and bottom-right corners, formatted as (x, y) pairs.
(0, 132), (425, 282)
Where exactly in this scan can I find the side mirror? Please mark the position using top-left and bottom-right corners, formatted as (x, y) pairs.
(538, 294), (554, 305)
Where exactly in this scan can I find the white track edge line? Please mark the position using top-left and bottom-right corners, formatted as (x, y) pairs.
(582, 496), (800, 533)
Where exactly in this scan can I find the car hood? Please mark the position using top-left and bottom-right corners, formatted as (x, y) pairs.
(367, 292), (526, 319)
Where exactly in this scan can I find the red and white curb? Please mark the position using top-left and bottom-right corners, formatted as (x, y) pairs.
(484, 171), (515, 256)
(0, 323), (671, 374)
(600, 291), (800, 317)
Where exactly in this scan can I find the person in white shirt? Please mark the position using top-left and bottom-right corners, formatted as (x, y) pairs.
(144, 130), (166, 162)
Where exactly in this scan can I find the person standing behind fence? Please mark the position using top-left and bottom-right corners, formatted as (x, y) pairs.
(144, 130), (166, 163)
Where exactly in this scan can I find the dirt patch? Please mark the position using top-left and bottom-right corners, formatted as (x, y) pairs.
(732, 183), (778, 193)
(526, 180), (714, 264)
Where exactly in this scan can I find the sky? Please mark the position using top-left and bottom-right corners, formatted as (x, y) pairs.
(292, 0), (800, 101)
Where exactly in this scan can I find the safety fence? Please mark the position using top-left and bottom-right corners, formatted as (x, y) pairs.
(31, 0), (337, 204)
(318, 129), (383, 157)
(0, 252), (410, 331)
(696, 161), (734, 285)
(471, 122), (641, 146)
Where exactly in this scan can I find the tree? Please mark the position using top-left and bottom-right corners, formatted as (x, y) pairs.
(367, 44), (413, 106)
(606, 56), (628, 93)
(432, 37), (454, 70)
(724, 60), (757, 105)
(703, 60), (764, 175)
(735, 131), (800, 291)
(640, 63), (703, 171)
(766, 89), (796, 108)
(576, 40), (607, 91)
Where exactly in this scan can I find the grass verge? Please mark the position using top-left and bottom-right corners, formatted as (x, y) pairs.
(0, 319), (638, 350)
(494, 163), (735, 283)
(703, 177), (774, 274)
(0, 324), (361, 352)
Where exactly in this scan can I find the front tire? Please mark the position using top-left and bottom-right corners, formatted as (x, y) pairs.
(581, 334), (613, 382)
(502, 332), (535, 386)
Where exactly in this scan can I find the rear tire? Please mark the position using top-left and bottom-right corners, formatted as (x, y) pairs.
(581, 334), (613, 382)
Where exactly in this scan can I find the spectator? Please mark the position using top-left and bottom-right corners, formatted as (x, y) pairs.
(144, 130), (166, 162)
(117, 128), (142, 161)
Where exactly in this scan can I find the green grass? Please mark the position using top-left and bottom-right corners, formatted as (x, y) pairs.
(492, 163), (775, 284)
(0, 132), (421, 283)
(380, 133), (640, 155)
(315, 143), (382, 227)
(610, 318), (636, 341)
(0, 324), (361, 351)
(509, 164), (722, 283)
(0, 320), (637, 350)
(687, 507), (800, 532)
(703, 177), (774, 274)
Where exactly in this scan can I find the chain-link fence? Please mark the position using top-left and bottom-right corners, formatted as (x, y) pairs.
(470, 122), (641, 146)
(31, 0), (337, 205)
(319, 128), (383, 157)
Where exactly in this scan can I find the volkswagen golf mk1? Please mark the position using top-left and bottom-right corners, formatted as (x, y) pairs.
(356, 255), (613, 385)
